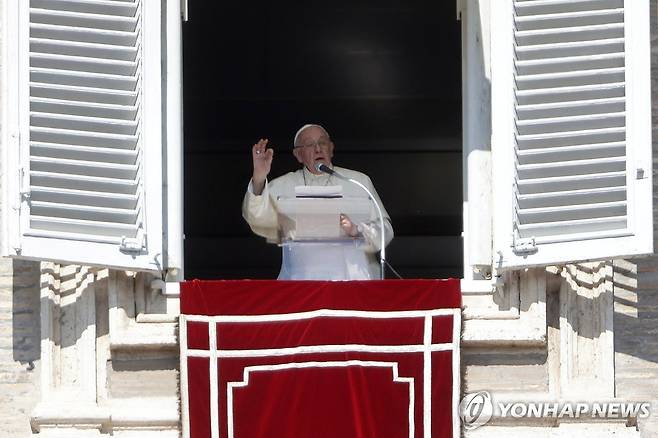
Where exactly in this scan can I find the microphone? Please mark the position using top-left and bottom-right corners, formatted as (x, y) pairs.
(314, 162), (387, 280)
(315, 162), (336, 176)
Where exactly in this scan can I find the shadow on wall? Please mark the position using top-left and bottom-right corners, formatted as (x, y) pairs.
(12, 259), (41, 368)
(560, 262), (612, 341)
(612, 0), (658, 367)
(613, 259), (658, 365)
(37, 263), (109, 350)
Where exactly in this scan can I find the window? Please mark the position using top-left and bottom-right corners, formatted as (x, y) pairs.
(2, 0), (183, 274)
(489, 0), (652, 270)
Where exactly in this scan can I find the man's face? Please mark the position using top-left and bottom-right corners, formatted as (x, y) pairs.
(293, 126), (334, 174)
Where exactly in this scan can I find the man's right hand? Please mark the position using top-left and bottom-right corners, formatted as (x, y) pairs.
(251, 138), (273, 195)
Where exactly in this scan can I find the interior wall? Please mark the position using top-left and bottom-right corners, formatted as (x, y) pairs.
(182, 1), (463, 279)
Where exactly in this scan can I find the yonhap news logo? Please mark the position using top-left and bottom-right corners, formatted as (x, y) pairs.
(459, 391), (493, 430)
(459, 392), (651, 430)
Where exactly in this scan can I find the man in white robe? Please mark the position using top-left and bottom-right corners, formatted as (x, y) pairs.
(242, 124), (393, 280)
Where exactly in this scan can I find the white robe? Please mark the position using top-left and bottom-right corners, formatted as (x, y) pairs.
(242, 166), (394, 280)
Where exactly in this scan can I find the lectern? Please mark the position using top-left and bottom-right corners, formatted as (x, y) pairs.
(276, 196), (374, 280)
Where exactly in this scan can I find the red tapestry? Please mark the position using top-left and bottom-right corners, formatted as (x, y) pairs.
(180, 279), (462, 438)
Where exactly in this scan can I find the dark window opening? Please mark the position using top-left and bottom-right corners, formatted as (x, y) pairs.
(183, 1), (463, 279)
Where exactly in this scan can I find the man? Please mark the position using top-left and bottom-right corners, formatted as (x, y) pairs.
(242, 124), (394, 279)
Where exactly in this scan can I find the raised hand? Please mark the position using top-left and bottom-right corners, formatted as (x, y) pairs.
(251, 138), (274, 195)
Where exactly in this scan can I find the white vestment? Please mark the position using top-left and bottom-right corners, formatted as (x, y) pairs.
(242, 166), (394, 280)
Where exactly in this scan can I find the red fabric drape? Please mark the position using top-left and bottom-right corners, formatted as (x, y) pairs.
(181, 279), (461, 438)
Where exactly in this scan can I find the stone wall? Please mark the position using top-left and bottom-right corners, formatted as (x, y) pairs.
(29, 265), (179, 437)
(0, 259), (41, 437)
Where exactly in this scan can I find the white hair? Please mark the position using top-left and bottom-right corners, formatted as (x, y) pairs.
(293, 124), (329, 147)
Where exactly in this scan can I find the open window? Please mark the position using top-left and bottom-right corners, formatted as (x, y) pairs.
(490, 0), (652, 271)
(1, 0), (183, 274)
(182, 1), (463, 279)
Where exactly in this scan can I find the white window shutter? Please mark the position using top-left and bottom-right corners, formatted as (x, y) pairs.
(491, 0), (652, 270)
(3, 0), (170, 272)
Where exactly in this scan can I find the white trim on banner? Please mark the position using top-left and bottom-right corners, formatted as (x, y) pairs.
(226, 361), (416, 438)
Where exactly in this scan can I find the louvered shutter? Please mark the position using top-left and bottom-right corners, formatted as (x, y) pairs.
(491, 0), (652, 269)
(4, 0), (167, 271)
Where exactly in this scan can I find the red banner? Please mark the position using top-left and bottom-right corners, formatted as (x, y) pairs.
(181, 280), (461, 438)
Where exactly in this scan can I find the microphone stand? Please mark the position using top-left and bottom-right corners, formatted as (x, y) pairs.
(316, 164), (386, 280)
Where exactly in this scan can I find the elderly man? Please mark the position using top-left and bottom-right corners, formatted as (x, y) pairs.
(242, 124), (394, 280)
